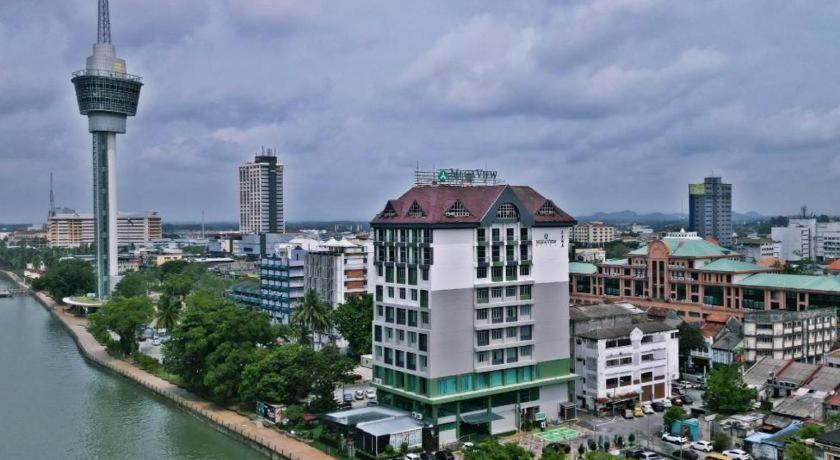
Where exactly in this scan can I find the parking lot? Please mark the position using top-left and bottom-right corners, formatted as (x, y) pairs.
(333, 382), (376, 408)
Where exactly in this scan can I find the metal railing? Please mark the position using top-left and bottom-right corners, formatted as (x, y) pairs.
(73, 68), (143, 82)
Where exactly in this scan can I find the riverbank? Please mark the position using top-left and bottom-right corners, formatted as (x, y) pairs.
(1, 271), (333, 460)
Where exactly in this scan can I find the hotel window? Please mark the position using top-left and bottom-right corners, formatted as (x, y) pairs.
(476, 288), (489, 304)
(641, 353), (654, 362)
(505, 265), (517, 280)
(491, 266), (503, 281)
(396, 267), (406, 283)
(396, 308), (406, 325)
(410, 289), (418, 301)
(520, 345), (532, 357)
(397, 329), (405, 343)
(520, 285), (532, 300)
(421, 268), (429, 281)
(419, 333), (428, 352)
(520, 227), (529, 240)
(384, 348), (393, 365)
(619, 375), (632, 386)
(420, 290), (428, 308)
(506, 228), (515, 241)
(376, 305), (384, 317)
(385, 328), (393, 341)
(477, 330), (490, 346)
(376, 285), (383, 301)
(506, 286), (517, 297)
(408, 268), (417, 285)
(477, 245), (487, 262)
(408, 331), (417, 345)
(491, 286), (503, 298)
(491, 328), (503, 340)
(606, 377), (618, 389)
(421, 311), (430, 327)
(492, 228), (500, 242)
(506, 245), (515, 261)
(407, 353), (417, 370)
(506, 306), (518, 322)
(492, 245), (501, 262)
(477, 351), (488, 363)
(374, 325), (382, 342)
(385, 307), (394, 323)
(395, 350), (405, 367)
(387, 286), (394, 298)
(477, 228), (486, 242)
(506, 347), (518, 363)
(506, 327), (517, 338)
(519, 264), (530, 276)
(496, 203), (519, 219)
(399, 288), (406, 299)
(519, 305), (532, 318)
(492, 349), (505, 365)
(476, 266), (487, 279)
(492, 307), (503, 323)
(408, 310), (418, 327)
(476, 309), (488, 320)
(520, 325), (532, 340)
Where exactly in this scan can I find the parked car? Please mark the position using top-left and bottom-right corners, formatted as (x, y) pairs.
(418, 453), (434, 460)
(625, 448), (645, 458)
(151, 338), (161, 346)
(681, 394), (694, 405)
(366, 400), (379, 407)
(341, 401), (352, 409)
(671, 386), (683, 395)
(671, 449), (699, 460)
(642, 404), (655, 414)
(342, 394), (354, 403)
(690, 440), (714, 452)
(671, 397), (684, 406)
(722, 449), (752, 460)
(434, 450), (455, 460)
(651, 401), (666, 412)
(662, 433), (688, 444)
(354, 389), (365, 400)
(405, 454), (422, 460)
(623, 409), (635, 419)
(634, 405), (645, 417)
(662, 399), (673, 408)
(638, 452), (662, 460)
(704, 454), (730, 460)
(366, 388), (377, 399)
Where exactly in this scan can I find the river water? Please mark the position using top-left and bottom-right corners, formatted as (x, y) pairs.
(0, 277), (265, 460)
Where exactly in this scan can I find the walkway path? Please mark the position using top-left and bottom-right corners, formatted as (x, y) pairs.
(4, 272), (333, 460)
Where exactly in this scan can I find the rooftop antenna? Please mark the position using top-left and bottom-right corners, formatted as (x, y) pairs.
(201, 210), (205, 238)
(49, 172), (56, 217)
(97, 0), (111, 44)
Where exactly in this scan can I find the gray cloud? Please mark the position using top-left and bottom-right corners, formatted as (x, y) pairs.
(2, 0), (840, 224)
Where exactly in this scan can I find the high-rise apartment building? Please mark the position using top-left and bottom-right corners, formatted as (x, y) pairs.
(48, 212), (161, 248)
(571, 221), (617, 245)
(689, 177), (732, 247)
(239, 152), (284, 234)
(370, 183), (576, 445)
(304, 238), (373, 308)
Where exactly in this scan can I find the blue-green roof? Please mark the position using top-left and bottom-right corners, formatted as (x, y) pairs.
(628, 238), (735, 258)
(569, 262), (597, 275)
(736, 273), (840, 293)
(695, 259), (772, 273)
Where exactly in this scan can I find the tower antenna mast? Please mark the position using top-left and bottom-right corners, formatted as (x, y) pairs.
(98, 0), (111, 44)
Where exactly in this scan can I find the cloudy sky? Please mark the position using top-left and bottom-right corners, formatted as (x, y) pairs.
(2, 0), (840, 224)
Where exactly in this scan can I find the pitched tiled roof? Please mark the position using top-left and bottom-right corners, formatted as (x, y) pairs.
(695, 259), (774, 273)
(736, 273), (840, 293)
(370, 185), (575, 226)
(569, 262), (597, 275)
(628, 237), (737, 258)
(577, 320), (677, 340)
(827, 259), (840, 272)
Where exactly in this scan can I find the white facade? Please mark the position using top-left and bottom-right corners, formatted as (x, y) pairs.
(572, 222), (617, 245)
(816, 222), (840, 260)
(48, 212), (162, 248)
(771, 219), (815, 262)
(239, 154), (284, 234)
(575, 324), (679, 410)
(743, 310), (837, 363)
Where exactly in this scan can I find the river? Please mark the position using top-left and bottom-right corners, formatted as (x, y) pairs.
(0, 277), (265, 460)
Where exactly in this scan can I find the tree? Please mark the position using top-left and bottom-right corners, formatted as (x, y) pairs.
(332, 294), (373, 357)
(825, 413), (840, 428)
(664, 406), (687, 430)
(794, 425), (824, 439)
(463, 439), (532, 460)
(578, 445), (586, 457)
(112, 271), (152, 298)
(292, 289), (333, 348)
(784, 441), (813, 460)
(712, 431), (731, 452)
(628, 434), (635, 446)
(163, 291), (275, 401)
(703, 364), (757, 414)
(32, 258), (95, 301)
(156, 295), (182, 332)
(542, 449), (565, 460)
(677, 322), (705, 366)
(88, 296), (155, 356)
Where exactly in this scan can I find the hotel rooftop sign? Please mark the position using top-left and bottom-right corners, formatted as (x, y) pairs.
(414, 168), (503, 186)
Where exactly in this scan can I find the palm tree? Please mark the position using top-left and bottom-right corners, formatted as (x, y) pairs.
(156, 294), (181, 332)
(292, 289), (333, 348)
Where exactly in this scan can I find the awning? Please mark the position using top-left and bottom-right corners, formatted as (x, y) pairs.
(461, 411), (504, 424)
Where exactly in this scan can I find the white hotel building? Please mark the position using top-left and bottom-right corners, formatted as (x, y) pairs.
(370, 182), (577, 447)
(48, 212), (162, 248)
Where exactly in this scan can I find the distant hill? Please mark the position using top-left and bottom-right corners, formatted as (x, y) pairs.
(576, 210), (764, 224)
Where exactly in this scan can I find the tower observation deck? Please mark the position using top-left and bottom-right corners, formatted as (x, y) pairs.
(71, 0), (142, 298)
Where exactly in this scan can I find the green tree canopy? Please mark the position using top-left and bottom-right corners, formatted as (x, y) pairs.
(239, 344), (354, 410)
(583, 452), (616, 460)
(703, 364), (757, 414)
(332, 294), (373, 357)
(112, 270), (153, 298)
(783, 441), (812, 460)
(677, 322), (705, 360)
(664, 406), (688, 430)
(292, 289), (333, 347)
(32, 258), (95, 301)
(88, 296), (155, 356)
(163, 291), (274, 401)
(463, 439), (532, 460)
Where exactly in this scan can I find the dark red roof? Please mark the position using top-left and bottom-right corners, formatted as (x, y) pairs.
(370, 185), (575, 226)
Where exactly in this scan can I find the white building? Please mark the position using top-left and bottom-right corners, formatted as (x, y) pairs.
(574, 322), (679, 412)
(770, 219), (840, 262)
(816, 221), (840, 260)
(572, 222), (617, 245)
(574, 247), (606, 263)
(304, 237), (374, 307)
(239, 152), (284, 234)
(48, 212), (162, 248)
(370, 182), (577, 447)
(743, 309), (837, 363)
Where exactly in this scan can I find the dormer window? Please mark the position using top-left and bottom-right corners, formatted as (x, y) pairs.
(538, 200), (557, 216)
(407, 201), (425, 217)
(496, 203), (519, 220)
(381, 202), (397, 218)
(444, 200), (470, 217)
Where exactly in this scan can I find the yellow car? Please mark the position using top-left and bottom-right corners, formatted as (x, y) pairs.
(634, 406), (645, 417)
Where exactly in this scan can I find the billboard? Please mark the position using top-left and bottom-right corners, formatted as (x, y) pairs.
(689, 183), (705, 195)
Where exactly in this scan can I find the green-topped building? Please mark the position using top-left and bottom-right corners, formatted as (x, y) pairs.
(369, 176), (577, 447)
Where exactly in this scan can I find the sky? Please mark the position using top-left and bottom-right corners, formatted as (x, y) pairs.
(2, 0), (840, 224)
